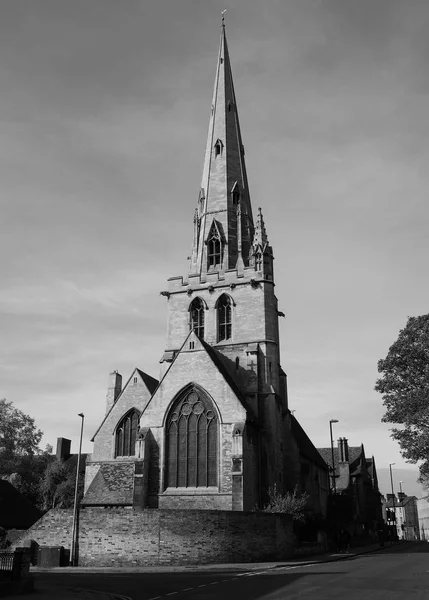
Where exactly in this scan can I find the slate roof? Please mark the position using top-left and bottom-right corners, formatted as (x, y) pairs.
(290, 416), (329, 470)
(81, 462), (135, 506)
(0, 480), (43, 529)
(317, 445), (363, 472)
(384, 495), (417, 509)
(135, 369), (158, 395)
(200, 338), (258, 423)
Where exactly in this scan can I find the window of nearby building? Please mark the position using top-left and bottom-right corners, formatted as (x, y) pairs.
(165, 388), (218, 488)
(115, 410), (139, 457)
(217, 294), (232, 341)
(189, 297), (205, 339)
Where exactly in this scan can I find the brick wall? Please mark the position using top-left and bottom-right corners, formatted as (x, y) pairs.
(18, 508), (293, 566)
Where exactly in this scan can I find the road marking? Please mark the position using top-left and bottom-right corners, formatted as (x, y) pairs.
(147, 597), (161, 600)
(182, 588), (193, 591)
(166, 593), (178, 596)
(210, 581), (219, 584)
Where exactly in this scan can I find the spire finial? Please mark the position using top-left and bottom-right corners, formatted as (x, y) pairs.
(221, 9), (227, 25)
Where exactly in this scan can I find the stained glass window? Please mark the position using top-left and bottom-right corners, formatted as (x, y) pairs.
(165, 389), (218, 488)
(115, 410), (139, 457)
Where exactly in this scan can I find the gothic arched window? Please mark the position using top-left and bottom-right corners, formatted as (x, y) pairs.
(217, 294), (232, 341)
(189, 297), (205, 339)
(165, 388), (218, 488)
(115, 410), (139, 457)
(207, 235), (221, 269)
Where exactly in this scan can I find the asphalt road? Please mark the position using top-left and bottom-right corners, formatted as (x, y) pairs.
(34, 543), (429, 600)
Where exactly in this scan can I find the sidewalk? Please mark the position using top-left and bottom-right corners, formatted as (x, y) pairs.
(15, 542), (393, 599)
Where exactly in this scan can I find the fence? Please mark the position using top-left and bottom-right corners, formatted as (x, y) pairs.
(0, 550), (29, 580)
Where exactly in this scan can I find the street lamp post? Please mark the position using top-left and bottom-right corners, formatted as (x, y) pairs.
(389, 462), (397, 541)
(71, 413), (85, 567)
(329, 419), (339, 494)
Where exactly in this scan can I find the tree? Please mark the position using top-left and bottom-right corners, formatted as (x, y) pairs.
(263, 485), (309, 521)
(375, 314), (429, 481)
(39, 458), (76, 510)
(0, 399), (43, 463)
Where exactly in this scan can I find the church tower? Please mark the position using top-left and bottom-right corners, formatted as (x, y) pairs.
(84, 20), (298, 513)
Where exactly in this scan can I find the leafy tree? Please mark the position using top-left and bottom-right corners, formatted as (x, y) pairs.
(263, 485), (309, 521)
(0, 399), (43, 463)
(375, 314), (429, 481)
(39, 458), (83, 510)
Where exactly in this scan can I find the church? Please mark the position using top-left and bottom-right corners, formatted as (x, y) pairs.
(82, 21), (329, 517)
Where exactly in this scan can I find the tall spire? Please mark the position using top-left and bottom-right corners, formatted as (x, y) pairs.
(190, 22), (254, 276)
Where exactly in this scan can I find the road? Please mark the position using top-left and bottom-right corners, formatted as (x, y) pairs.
(34, 543), (429, 600)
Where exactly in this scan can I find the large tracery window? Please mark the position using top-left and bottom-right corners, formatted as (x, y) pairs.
(217, 294), (232, 341)
(165, 388), (218, 488)
(189, 297), (205, 339)
(115, 410), (139, 457)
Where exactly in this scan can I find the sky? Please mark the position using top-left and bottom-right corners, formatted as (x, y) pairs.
(1, 0), (428, 498)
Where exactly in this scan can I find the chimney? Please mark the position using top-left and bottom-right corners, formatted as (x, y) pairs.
(386, 493), (395, 501)
(106, 370), (122, 414)
(338, 437), (349, 462)
(398, 492), (406, 501)
(56, 437), (71, 461)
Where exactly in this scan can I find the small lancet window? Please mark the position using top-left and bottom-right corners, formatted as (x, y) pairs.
(217, 294), (232, 342)
(255, 251), (263, 271)
(207, 231), (221, 270)
(189, 297), (205, 340)
(214, 139), (223, 158)
(231, 182), (240, 205)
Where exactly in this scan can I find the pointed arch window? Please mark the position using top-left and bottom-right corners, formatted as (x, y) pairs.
(115, 410), (139, 457)
(217, 294), (232, 341)
(189, 297), (205, 339)
(231, 182), (240, 206)
(207, 231), (221, 270)
(165, 387), (218, 488)
(255, 251), (263, 271)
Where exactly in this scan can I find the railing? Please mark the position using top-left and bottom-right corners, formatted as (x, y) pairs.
(0, 551), (16, 580)
(0, 549), (30, 581)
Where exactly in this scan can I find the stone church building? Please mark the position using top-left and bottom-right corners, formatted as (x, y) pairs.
(82, 23), (329, 516)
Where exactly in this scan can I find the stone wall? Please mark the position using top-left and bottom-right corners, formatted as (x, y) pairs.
(18, 507), (293, 566)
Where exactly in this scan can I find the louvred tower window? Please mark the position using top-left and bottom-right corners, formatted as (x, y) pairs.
(217, 294), (232, 341)
(165, 388), (218, 488)
(189, 297), (205, 339)
(115, 410), (139, 457)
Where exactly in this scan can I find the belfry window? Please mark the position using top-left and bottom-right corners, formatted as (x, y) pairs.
(217, 294), (232, 341)
(115, 410), (139, 457)
(255, 251), (262, 271)
(165, 388), (218, 488)
(207, 233), (221, 269)
(189, 297), (205, 339)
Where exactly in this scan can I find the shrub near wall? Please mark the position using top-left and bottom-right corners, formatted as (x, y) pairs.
(18, 508), (294, 566)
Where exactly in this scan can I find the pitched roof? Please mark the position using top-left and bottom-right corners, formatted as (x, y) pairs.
(384, 495), (417, 508)
(200, 338), (257, 422)
(81, 462), (135, 506)
(290, 416), (329, 470)
(91, 367), (159, 441)
(135, 369), (158, 395)
(317, 445), (364, 472)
